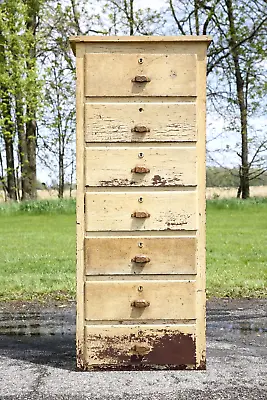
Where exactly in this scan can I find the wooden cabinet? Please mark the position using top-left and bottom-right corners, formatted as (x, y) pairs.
(70, 35), (211, 371)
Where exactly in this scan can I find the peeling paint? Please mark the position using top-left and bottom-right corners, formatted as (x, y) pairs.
(83, 331), (196, 370)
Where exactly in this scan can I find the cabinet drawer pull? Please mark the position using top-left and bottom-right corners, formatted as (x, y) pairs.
(131, 125), (150, 133)
(131, 255), (150, 263)
(132, 75), (151, 83)
(131, 300), (150, 308)
(131, 211), (150, 218)
(131, 166), (150, 174)
(131, 344), (150, 355)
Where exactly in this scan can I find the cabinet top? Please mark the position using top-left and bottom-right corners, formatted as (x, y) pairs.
(70, 35), (212, 54)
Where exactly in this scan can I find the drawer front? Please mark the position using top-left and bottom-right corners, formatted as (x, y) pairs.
(85, 191), (197, 232)
(85, 280), (196, 321)
(84, 237), (196, 275)
(84, 324), (196, 368)
(84, 53), (196, 97)
(85, 146), (196, 187)
(85, 103), (196, 142)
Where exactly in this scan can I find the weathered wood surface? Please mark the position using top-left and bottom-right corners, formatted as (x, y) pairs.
(84, 53), (196, 97)
(85, 191), (197, 231)
(85, 103), (196, 142)
(84, 324), (196, 368)
(84, 237), (197, 275)
(85, 146), (196, 187)
(84, 280), (196, 321)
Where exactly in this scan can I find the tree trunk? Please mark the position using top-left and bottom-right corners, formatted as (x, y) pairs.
(225, 0), (250, 199)
(129, 0), (134, 35)
(2, 94), (17, 201)
(16, 97), (32, 200)
(58, 152), (64, 198)
(25, 0), (39, 200)
(26, 116), (37, 199)
(3, 134), (17, 201)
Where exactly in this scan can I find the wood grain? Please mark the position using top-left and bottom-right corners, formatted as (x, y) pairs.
(84, 280), (196, 320)
(85, 146), (196, 187)
(84, 324), (196, 368)
(84, 53), (196, 97)
(85, 191), (197, 232)
(85, 103), (196, 142)
(84, 237), (197, 275)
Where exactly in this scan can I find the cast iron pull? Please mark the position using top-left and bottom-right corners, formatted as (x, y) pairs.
(131, 125), (150, 133)
(132, 75), (151, 83)
(131, 299), (150, 308)
(131, 166), (150, 174)
(131, 255), (151, 263)
(131, 344), (150, 355)
(131, 211), (150, 218)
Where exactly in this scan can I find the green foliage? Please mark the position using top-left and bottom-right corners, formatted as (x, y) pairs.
(0, 198), (75, 215)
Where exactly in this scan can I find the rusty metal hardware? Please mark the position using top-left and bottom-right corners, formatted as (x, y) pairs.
(131, 255), (151, 263)
(131, 166), (150, 174)
(132, 75), (151, 83)
(131, 344), (150, 355)
(131, 299), (150, 308)
(131, 211), (150, 218)
(131, 125), (150, 133)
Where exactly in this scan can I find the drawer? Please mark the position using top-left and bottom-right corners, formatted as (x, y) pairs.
(84, 53), (196, 97)
(84, 237), (196, 275)
(85, 191), (197, 232)
(84, 324), (196, 368)
(85, 146), (196, 187)
(84, 280), (196, 321)
(85, 103), (196, 142)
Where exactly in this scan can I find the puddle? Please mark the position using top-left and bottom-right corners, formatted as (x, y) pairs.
(0, 309), (266, 337)
(0, 311), (75, 336)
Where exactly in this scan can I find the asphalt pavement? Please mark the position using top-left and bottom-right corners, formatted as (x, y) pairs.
(0, 298), (266, 400)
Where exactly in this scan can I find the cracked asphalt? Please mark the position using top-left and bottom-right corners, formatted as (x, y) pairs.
(0, 298), (266, 400)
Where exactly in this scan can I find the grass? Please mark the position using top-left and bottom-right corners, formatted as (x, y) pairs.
(207, 198), (267, 298)
(0, 198), (266, 301)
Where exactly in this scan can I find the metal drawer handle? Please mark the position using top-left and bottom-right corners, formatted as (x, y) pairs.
(131, 255), (150, 263)
(131, 211), (150, 218)
(131, 125), (150, 133)
(131, 344), (150, 355)
(131, 166), (150, 174)
(131, 300), (150, 308)
(132, 75), (151, 83)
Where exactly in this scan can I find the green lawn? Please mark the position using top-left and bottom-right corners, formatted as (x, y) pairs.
(0, 198), (266, 301)
(0, 212), (76, 301)
(207, 199), (267, 298)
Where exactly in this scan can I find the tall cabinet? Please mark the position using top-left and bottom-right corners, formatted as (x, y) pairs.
(70, 36), (211, 370)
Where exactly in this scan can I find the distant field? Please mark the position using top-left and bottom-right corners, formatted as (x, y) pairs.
(0, 198), (266, 301)
(1, 186), (267, 202)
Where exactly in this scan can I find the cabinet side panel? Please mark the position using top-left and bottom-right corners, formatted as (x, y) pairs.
(75, 43), (86, 369)
(195, 44), (208, 369)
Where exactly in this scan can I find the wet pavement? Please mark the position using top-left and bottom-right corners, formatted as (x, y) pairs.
(0, 298), (266, 399)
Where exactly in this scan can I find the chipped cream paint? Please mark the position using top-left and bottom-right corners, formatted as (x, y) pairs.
(85, 146), (196, 187)
(84, 325), (196, 368)
(84, 103), (197, 142)
(71, 35), (211, 370)
(85, 191), (197, 232)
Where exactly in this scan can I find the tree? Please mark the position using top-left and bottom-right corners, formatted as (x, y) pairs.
(0, 0), (42, 200)
(39, 54), (75, 198)
(168, 0), (267, 198)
